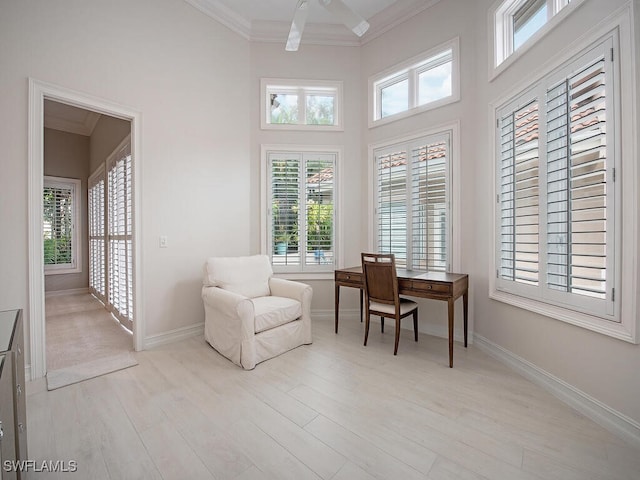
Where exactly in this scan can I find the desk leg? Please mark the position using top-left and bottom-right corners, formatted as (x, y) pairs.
(335, 284), (340, 334)
(463, 290), (468, 348)
(447, 297), (454, 368)
(359, 290), (363, 322)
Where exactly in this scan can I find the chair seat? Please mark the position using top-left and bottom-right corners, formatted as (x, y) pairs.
(370, 297), (417, 316)
(252, 296), (302, 333)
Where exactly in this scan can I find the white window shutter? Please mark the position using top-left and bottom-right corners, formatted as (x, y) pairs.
(498, 99), (540, 285)
(546, 54), (609, 299)
(375, 132), (451, 271)
(88, 169), (106, 301)
(107, 144), (133, 330)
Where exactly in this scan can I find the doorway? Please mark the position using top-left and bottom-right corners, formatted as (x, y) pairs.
(28, 79), (143, 380)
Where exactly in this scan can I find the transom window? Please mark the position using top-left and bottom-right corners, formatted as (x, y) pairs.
(373, 131), (452, 271)
(43, 176), (81, 275)
(369, 38), (459, 127)
(262, 146), (339, 274)
(493, 0), (585, 71)
(261, 79), (342, 131)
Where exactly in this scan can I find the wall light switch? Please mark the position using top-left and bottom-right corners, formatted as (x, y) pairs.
(159, 235), (168, 248)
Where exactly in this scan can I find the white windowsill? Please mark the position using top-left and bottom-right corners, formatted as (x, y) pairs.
(489, 288), (635, 343)
(274, 272), (334, 281)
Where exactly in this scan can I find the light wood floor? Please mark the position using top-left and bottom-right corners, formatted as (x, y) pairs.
(26, 316), (640, 479)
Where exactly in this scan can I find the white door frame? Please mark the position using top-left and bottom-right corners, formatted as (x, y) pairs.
(28, 78), (144, 380)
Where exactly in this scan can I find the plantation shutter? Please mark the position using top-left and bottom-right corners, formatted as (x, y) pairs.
(267, 150), (337, 271)
(376, 148), (408, 267)
(411, 138), (448, 271)
(375, 132), (451, 271)
(270, 153), (301, 267)
(88, 167), (106, 301)
(546, 53), (610, 300)
(43, 180), (76, 268)
(499, 99), (540, 285)
(305, 154), (335, 266)
(107, 143), (133, 330)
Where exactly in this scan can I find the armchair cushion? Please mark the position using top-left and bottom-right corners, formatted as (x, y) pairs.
(203, 255), (272, 298)
(252, 296), (302, 334)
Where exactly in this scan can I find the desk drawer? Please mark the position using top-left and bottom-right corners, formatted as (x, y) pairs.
(409, 281), (451, 295)
(335, 271), (362, 287)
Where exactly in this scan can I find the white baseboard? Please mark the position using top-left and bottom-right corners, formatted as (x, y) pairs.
(144, 322), (204, 349)
(313, 309), (473, 344)
(45, 287), (90, 297)
(474, 334), (640, 449)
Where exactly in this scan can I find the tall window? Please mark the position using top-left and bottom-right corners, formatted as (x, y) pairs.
(88, 138), (133, 331)
(495, 35), (617, 320)
(261, 79), (343, 131)
(369, 38), (459, 126)
(264, 148), (338, 273)
(374, 132), (451, 271)
(43, 176), (81, 274)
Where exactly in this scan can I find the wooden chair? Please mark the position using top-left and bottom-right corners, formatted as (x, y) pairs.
(361, 253), (418, 355)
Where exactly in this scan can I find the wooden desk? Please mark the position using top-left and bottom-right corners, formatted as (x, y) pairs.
(334, 267), (469, 367)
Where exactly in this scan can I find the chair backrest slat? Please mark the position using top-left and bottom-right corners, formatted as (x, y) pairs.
(361, 253), (399, 306)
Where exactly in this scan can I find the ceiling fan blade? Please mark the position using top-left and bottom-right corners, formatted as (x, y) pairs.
(286, 0), (310, 51)
(319, 0), (370, 37)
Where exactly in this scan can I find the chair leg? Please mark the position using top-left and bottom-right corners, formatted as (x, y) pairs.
(394, 316), (401, 355)
(364, 312), (370, 347)
(380, 317), (384, 333)
(413, 310), (418, 342)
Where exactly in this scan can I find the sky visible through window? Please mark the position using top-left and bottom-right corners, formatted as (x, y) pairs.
(514, 4), (547, 50)
(379, 52), (453, 119)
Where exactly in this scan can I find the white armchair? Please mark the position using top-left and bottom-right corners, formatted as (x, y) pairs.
(201, 255), (313, 370)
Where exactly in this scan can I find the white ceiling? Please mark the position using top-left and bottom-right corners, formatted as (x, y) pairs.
(185, 0), (441, 46)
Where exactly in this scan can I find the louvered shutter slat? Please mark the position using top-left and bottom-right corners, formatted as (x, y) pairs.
(546, 56), (607, 299)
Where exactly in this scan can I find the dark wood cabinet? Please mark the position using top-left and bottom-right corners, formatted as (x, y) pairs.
(0, 310), (27, 479)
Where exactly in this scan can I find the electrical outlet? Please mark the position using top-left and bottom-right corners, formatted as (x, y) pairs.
(159, 235), (168, 248)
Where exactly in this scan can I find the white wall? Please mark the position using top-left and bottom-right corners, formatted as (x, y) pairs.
(89, 115), (131, 175)
(0, 0), (251, 354)
(472, 0), (640, 424)
(249, 42), (363, 314)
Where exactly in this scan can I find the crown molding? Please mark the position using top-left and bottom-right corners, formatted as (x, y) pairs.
(184, 0), (251, 39)
(362, 0), (442, 45)
(44, 110), (101, 136)
(184, 0), (442, 47)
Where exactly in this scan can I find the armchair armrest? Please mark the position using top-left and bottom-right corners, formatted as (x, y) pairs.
(201, 286), (256, 353)
(269, 277), (312, 303)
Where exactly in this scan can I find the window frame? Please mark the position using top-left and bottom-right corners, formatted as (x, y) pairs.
(43, 175), (82, 275)
(261, 79), (343, 131)
(261, 144), (342, 278)
(490, 0), (586, 80)
(368, 123), (461, 272)
(490, 15), (639, 343)
(368, 37), (460, 128)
